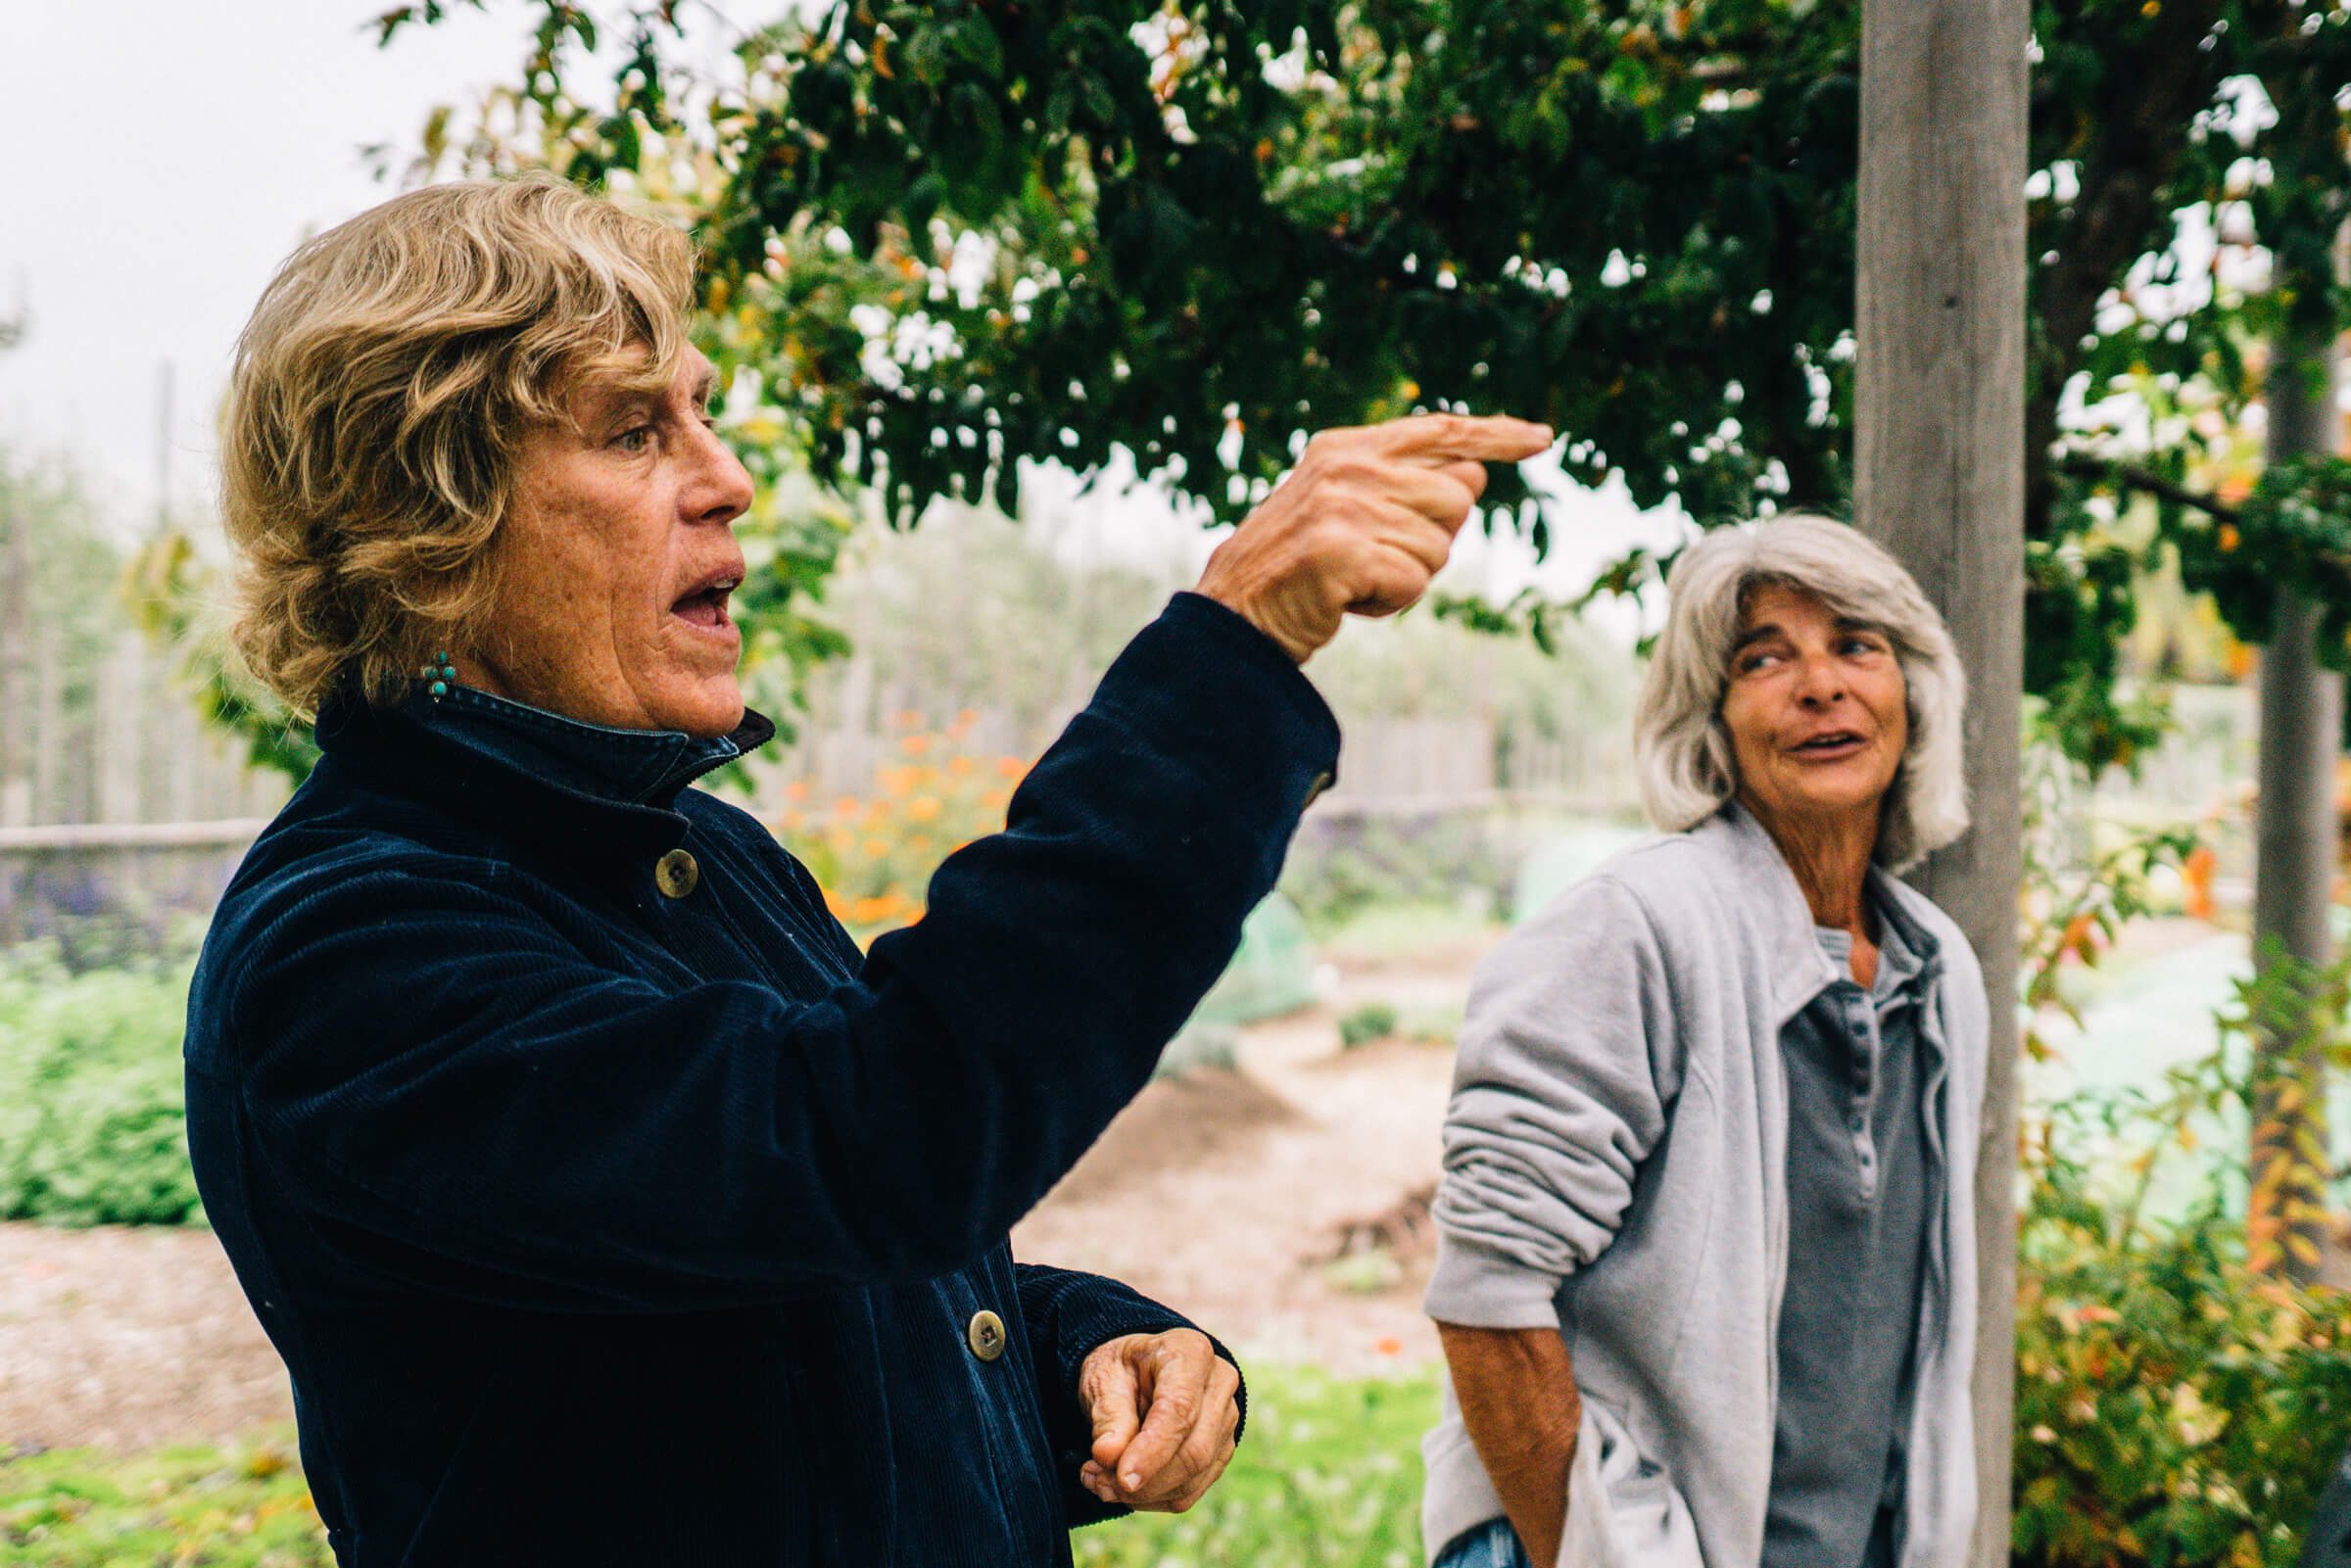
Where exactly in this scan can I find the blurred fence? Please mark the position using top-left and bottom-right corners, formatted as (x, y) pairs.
(0, 625), (291, 948)
(758, 705), (1636, 819)
(0, 619), (2258, 955)
(2091, 684), (2257, 824)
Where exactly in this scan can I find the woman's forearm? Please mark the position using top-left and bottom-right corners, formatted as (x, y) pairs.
(1436, 1322), (1581, 1568)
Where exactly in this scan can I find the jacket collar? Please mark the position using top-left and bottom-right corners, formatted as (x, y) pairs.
(313, 678), (777, 865)
(1692, 801), (1946, 1029)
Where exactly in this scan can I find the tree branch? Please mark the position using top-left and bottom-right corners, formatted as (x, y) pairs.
(2056, 453), (2241, 525)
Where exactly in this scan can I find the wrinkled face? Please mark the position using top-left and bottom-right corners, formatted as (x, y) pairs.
(465, 346), (755, 738)
(1719, 582), (1909, 832)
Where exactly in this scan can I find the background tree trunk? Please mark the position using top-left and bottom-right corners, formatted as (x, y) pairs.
(2250, 313), (2341, 1284)
(1854, 2), (2029, 1563)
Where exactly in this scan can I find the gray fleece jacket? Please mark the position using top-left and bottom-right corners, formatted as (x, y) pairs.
(1419, 804), (1990, 1568)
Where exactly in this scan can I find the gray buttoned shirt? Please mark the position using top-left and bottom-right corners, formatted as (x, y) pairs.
(1763, 900), (1940, 1568)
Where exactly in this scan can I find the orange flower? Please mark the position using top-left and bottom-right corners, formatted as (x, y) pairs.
(2060, 913), (2098, 963)
(780, 809), (807, 832)
(784, 780), (810, 803)
(863, 835), (891, 858)
(907, 796), (942, 823)
(900, 735), (933, 757)
(993, 756), (1025, 780)
(2183, 845), (2219, 921)
(948, 755), (977, 778)
(894, 708), (926, 730)
(833, 795), (863, 819)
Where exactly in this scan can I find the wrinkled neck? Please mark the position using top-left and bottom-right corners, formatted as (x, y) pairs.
(1741, 793), (1879, 938)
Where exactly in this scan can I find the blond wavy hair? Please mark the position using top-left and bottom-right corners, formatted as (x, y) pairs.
(218, 173), (696, 719)
(1632, 514), (1970, 873)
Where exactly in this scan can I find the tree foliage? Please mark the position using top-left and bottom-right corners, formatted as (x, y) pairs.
(378, 0), (2351, 775)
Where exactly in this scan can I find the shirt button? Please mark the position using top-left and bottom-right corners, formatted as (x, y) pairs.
(654, 848), (699, 899)
(967, 1309), (1007, 1362)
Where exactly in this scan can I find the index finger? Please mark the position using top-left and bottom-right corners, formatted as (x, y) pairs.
(1116, 1344), (1214, 1494)
(1366, 412), (1554, 463)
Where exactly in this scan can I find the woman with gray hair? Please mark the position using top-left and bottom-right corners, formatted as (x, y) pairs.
(1419, 514), (1991, 1568)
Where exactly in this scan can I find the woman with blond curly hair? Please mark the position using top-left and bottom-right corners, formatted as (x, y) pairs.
(183, 171), (1553, 1567)
(1419, 516), (1991, 1568)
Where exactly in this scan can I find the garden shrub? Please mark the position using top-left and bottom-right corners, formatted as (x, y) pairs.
(768, 714), (1029, 944)
(2012, 953), (2351, 1567)
(2014, 1171), (2351, 1567)
(1339, 1003), (1400, 1049)
(0, 943), (201, 1227)
(1278, 811), (1519, 934)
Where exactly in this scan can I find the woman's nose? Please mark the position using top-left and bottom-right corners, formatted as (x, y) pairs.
(692, 426), (756, 524)
(1794, 653), (1847, 705)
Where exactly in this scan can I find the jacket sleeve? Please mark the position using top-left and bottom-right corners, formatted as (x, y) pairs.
(1422, 874), (1682, 1330)
(222, 593), (1338, 1310)
(1013, 1261), (1248, 1528)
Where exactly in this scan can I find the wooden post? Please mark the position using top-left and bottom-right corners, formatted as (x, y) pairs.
(2248, 315), (2342, 1282)
(1854, 2), (2029, 1564)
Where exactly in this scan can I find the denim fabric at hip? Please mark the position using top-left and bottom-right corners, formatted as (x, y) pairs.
(1433, 1517), (1535, 1568)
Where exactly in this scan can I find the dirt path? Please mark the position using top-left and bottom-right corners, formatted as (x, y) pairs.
(0, 1222), (293, 1454)
(1, 939), (1492, 1454)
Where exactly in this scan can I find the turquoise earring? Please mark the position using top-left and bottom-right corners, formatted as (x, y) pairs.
(420, 651), (457, 703)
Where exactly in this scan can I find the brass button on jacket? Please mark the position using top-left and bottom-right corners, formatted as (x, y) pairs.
(967, 1309), (1007, 1362)
(653, 848), (699, 899)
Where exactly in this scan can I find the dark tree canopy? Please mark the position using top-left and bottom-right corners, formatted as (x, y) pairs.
(362, 1), (2351, 770)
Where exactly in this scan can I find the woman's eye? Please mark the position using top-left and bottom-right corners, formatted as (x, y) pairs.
(615, 424), (655, 452)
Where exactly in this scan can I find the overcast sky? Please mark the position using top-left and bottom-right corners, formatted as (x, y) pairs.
(3, 1), (1680, 623)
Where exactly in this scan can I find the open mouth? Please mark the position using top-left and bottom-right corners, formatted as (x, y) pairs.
(1792, 730), (1865, 756)
(671, 577), (740, 633)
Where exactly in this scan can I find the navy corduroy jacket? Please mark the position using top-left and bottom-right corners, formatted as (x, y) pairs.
(182, 593), (1340, 1566)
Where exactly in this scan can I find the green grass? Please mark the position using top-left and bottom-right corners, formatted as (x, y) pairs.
(0, 1434), (323, 1566)
(1075, 1366), (1438, 1566)
(0, 1369), (1441, 1567)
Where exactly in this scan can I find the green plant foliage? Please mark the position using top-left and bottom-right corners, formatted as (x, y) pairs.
(1338, 1001), (1399, 1049)
(0, 1434), (325, 1566)
(382, 0), (2351, 776)
(2177, 453), (2351, 666)
(1280, 813), (1517, 934)
(2013, 1006), (2351, 1568)
(0, 1370), (1438, 1567)
(0, 946), (202, 1228)
(2007, 760), (2351, 1565)
(2013, 1153), (2351, 1568)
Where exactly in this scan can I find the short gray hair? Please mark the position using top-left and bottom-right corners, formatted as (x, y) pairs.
(1632, 514), (1969, 872)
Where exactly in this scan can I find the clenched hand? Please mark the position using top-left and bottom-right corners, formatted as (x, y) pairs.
(1076, 1328), (1242, 1514)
